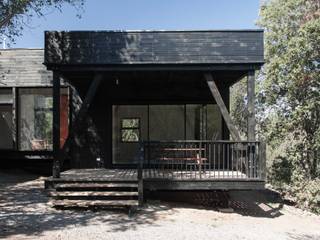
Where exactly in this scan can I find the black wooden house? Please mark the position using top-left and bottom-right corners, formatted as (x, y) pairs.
(3, 30), (266, 207)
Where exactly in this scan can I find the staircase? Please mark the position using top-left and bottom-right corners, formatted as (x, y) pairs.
(46, 180), (139, 209)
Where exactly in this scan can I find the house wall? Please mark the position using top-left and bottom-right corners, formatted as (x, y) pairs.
(0, 49), (52, 87)
(0, 49), (54, 172)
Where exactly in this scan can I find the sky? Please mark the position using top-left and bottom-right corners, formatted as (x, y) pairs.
(10, 0), (261, 48)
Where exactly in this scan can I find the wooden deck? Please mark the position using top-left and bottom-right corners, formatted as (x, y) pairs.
(46, 168), (265, 190)
(57, 168), (249, 180)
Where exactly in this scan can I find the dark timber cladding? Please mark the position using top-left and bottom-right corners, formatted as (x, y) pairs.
(44, 30), (264, 66)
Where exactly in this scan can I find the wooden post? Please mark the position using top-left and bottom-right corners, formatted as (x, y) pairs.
(205, 73), (241, 141)
(259, 141), (266, 180)
(247, 70), (256, 141)
(52, 71), (61, 178)
(60, 74), (103, 164)
(138, 142), (144, 207)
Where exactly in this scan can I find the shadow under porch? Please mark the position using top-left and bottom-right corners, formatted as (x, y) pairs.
(61, 71), (241, 169)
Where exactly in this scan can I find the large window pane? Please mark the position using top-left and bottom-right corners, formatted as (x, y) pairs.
(207, 104), (222, 140)
(149, 105), (185, 140)
(0, 105), (13, 149)
(19, 88), (53, 150)
(0, 88), (13, 104)
(186, 104), (206, 140)
(18, 88), (69, 151)
(112, 105), (148, 164)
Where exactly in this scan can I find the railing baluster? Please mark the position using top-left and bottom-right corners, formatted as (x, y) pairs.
(213, 142), (215, 179)
(209, 142), (211, 179)
(140, 140), (263, 182)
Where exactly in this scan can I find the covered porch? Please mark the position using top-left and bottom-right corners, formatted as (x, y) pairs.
(44, 30), (265, 206)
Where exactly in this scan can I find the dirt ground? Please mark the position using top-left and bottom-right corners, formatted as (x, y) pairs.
(0, 169), (320, 240)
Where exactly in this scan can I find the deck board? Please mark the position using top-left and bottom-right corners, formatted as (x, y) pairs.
(45, 168), (265, 190)
(57, 168), (254, 181)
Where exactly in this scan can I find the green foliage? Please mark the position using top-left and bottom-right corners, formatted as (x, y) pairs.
(247, 0), (320, 213)
(282, 179), (320, 214)
(230, 77), (248, 138)
(0, 0), (84, 45)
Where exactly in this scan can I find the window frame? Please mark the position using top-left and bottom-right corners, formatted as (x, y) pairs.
(16, 86), (70, 151)
(120, 117), (141, 143)
(0, 88), (14, 150)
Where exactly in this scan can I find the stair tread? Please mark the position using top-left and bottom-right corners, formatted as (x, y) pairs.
(49, 191), (138, 196)
(51, 199), (138, 207)
(56, 183), (138, 188)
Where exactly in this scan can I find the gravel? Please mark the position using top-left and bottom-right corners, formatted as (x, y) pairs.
(0, 169), (320, 240)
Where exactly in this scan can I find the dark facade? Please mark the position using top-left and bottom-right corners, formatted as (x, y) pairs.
(0, 30), (265, 187)
(44, 30), (264, 173)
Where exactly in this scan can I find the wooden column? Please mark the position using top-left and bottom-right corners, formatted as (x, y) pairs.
(60, 74), (102, 164)
(247, 70), (256, 141)
(52, 71), (61, 178)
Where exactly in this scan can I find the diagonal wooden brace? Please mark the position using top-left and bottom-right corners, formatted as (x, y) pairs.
(204, 73), (241, 141)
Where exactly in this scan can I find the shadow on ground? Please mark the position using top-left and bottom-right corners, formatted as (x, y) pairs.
(147, 189), (284, 218)
(228, 190), (284, 218)
(0, 169), (286, 239)
(0, 169), (176, 238)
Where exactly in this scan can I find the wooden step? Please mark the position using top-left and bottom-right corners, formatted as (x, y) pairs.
(48, 191), (138, 197)
(51, 199), (139, 208)
(55, 183), (138, 191)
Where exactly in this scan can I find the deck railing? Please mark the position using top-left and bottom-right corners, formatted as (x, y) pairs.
(137, 140), (266, 181)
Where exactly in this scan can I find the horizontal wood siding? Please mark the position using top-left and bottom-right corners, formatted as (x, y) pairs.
(0, 49), (52, 87)
(45, 30), (264, 66)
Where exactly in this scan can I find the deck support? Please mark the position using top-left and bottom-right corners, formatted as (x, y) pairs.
(205, 73), (241, 141)
(52, 71), (61, 178)
(247, 70), (256, 141)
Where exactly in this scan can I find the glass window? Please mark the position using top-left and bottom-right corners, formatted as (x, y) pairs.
(121, 118), (140, 142)
(207, 104), (222, 140)
(149, 105), (185, 141)
(18, 88), (69, 151)
(0, 105), (13, 149)
(0, 88), (13, 104)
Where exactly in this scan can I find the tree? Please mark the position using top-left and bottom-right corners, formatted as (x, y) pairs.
(257, 0), (320, 179)
(0, 0), (84, 45)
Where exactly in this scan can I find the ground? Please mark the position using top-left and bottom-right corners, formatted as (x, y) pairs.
(1, 170), (320, 240)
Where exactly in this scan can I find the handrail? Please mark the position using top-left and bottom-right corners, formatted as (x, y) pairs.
(142, 140), (261, 144)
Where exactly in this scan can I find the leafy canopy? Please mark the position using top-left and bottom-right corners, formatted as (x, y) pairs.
(257, 0), (320, 179)
(0, 0), (84, 45)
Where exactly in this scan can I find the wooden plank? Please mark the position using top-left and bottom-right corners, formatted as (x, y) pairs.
(51, 199), (138, 207)
(247, 70), (256, 141)
(55, 183), (138, 189)
(0, 49), (52, 87)
(61, 73), (103, 161)
(204, 73), (241, 141)
(48, 191), (138, 197)
(144, 180), (265, 190)
(52, 71), (61, 178)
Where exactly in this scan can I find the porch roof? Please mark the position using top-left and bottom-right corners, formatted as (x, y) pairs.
(44, 30), (264, 70)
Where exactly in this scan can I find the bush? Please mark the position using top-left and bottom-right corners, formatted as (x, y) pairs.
(283, 179), (320, 214)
